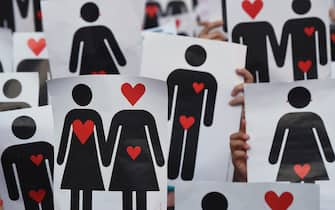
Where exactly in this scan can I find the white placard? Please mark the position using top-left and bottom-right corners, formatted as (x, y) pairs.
(246, 79), (335, 210)
(141, 33), (246, 183)
(226, 0), (331, 83)
(0, 29), (13, 73)
(48, 76), (168, 210)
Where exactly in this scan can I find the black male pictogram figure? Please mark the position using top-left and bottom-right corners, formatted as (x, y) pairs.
(269, 87), (335, 183)
(0, 61), (3, 72)
(1, 116), (54, 210)
(232, 21), (279, 83)
(166, 0), (188, 16)
(104, 110), (164, 210)
(144, 1), (163, 29)
(274, 0), (328, 80)
(0, 0), (42, 31)
(17, 59), (51, 106)
(202, 192), (228, 210)
(57, 84), (106, 210)
(167, 45), (217, 181)
(0, 79), (31, 111)
(69, 2), (126, 75)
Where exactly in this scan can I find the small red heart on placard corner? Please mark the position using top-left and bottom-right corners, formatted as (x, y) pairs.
(192, 82), (205, 94)
(331, 33), (335, 43)
(265, 191), (294, 210)
(72, 120), (95, 144)
(176, 19), (181, 29)
(29, 189), (46, 203)
(30, 154), (44, 166)
(146, 5), (158, 18)
(127, 146), (142, 160)
(298, 60), (312, 73)
(27, 38), (46, 56)
(304, 26), (315, 37)
(179, 115), (195, 130)
(121, 83), (146, 106)
(242, 0), (263, 19)
(294, 164), (311, 179)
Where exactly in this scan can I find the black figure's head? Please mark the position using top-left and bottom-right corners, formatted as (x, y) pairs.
(3, 79), (22, 99)
(72, 84), (92, 106)
(287, 86), (311, 108)
(202, 192), (228, 210)
(185, 45), (207, 67)
(81, 2), (100, 22)
(292, 0), (311, 15)
(12, 116), (37, 140)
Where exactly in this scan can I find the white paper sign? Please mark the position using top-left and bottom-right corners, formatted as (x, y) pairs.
(0, 106), (55, 210)
(42, 0), (143, 78)
(141, 33), (246, 183)
(0, 73), (39, 111)
(48, 76), (168, 210)
(176, 182), (320, 210)
(226, 0), (331, 83)
(246, 79), (335, 210)
(0, 0), (42, 32)
(0, 29), (13, 73)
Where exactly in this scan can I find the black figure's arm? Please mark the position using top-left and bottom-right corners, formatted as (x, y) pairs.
(314, 115), (335, 162)
(104, 114), (120, 167)
(33, 0), (42, 31)
(231, 25), (243, 44)
(167, 71), (179, 121)
(203, 75), (217, 126)
(265, 23), (282, 66)
(269, 116), (287, 164)
(69, 32), (81, 73)
(57, 113), (73, 165)
(93, 113), (107, 165)
(315, 19), (328, 65)
(105, 29), (126, 66)
(43, 143), (54, 179)
(1, 149), (20, 200)
(275, 23), (290, 67)
(147, 112), (165, 166)
(1, 1), (14, 30)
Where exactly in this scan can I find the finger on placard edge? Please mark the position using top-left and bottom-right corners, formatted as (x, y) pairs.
(236, 68), (254, 83)
(229, 95), (244, 106)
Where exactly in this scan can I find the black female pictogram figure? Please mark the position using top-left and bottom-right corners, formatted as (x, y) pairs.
(57, 84), (106, 210)
(144, 1), (163, 29)
(167, 45), (217, 181)
(17, 59), (51, 106)
(232, 20), (279, 83)
(202, 192), (228, 210)
(104, 110), (164, 210)
(275, 0), (328, 80)
(0, 0), (42, 31)
(69, 2), (126, 75)
(269, 87), (335, 183)
(0, 79), (31, 111)
(1, 116), (54, 210)
(166, 0), (188, 16)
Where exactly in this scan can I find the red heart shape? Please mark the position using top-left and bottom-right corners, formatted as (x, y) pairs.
(298, 60), (312, 73)
(27, 38), (46, 56)
(304, 26), (315, 37)
(331, 33), (335, 43)
(179, 115), (195, 130)
(121, 83), (146, 106)
(30, 154), (44, 166)
(127, 146), (142, 160)
(91, 70), (107, 75)
(146, 5), (158, 18)
(242, 0), (263, 19)
(36, 10), (42, 20)
(265, 191), (294, 210)
(176, 19), (181, 29)
(29, 189), (46, 203)
(72, 120), (94, 144)
(192, 82), (205, 94)
(294, 164), (311, 179)
(0, 199), (3, 207)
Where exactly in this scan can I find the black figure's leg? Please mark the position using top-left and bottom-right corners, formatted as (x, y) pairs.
(71, 190), (80, 210)
(257, 61), (270, 82)
(307, 61), (318, 79)
(83, 190), (92, 210)
(293, 59), (305, 80)
(123, 191), (133, 210)
(136, 191), (147, 210)
(181, 117), (201, 180)
(304, 180), (315, 184)
(23, 194), (40, 210)
(168, 117), (185, 179)
(41, 190), (54, 210)
(245, 61), (258, 83)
